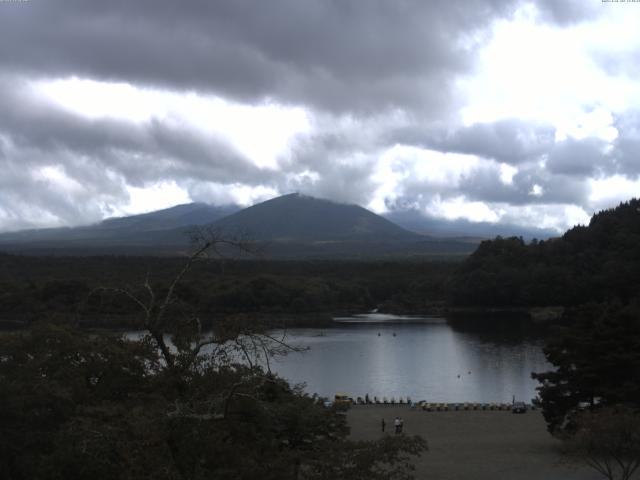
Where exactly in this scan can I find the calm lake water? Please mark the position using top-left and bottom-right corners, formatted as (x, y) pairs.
(268, 314), (550, 403)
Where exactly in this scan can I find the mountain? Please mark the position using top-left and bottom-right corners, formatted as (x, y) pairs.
(97, 203), (240, 232)
(384, 209), (556, 241)
(0, 194), (477, 258)
(212, 193), (419, 242)
(0, 203), (239, 248)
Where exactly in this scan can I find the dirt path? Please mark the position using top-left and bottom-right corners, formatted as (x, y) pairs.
(348, 405), (606, 480)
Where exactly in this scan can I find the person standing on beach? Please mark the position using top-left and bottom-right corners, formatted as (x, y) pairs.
(381, 418), (386, 433)
(394, 417), (400, 434)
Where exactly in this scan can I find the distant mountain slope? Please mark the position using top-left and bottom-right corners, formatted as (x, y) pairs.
(384, 210), (556, 241)
(0, 203), (239, 245)
(0, 194), (479, 258)
(97, 203), (240, 232)
(212, 193), (420, 241)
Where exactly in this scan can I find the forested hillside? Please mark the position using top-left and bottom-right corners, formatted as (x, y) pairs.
(0, 256), (454, 329)
(449, 199), (640, 307)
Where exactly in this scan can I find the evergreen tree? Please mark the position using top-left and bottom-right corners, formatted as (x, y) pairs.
(532, 302), (640, 434)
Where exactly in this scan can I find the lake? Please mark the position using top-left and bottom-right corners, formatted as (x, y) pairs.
(267, 314), (550, 403)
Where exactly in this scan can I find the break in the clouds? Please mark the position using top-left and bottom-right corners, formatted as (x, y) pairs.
(0, 0), (639, 233)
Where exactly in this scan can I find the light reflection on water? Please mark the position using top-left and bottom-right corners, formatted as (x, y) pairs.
(268, 319), (550, 403)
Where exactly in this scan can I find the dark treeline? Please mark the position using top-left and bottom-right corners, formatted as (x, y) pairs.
(0, 255), (456, 329)
(449, 198), (640, 308)
(2, 199), (639, 331)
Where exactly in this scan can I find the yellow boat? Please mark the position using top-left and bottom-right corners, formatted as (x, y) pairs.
(334, 393), (352, 406)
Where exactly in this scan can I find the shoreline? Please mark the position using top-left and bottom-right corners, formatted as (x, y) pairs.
(0, 306), (563, 332)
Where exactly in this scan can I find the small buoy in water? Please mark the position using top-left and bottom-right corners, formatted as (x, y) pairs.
(468, 371), (471, 375)
(393, 332), (396, 337)
(378, 332), (381, 336)
(457, 374), (461, 378)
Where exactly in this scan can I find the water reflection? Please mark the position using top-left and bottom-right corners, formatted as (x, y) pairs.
(270, 319), (549, 403)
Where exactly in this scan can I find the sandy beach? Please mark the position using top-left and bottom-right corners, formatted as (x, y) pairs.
(347, 405), (607, 480)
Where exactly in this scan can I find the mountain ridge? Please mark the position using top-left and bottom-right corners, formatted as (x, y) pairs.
(0, 194), (487, 258)
(383, 209), (556, 241)
(210, 193), (420, 242)
(0, 203), (238, 244)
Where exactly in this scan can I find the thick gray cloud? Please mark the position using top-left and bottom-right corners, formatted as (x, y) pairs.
(0, 145), (129, 231)
(393, 160), (589, 209)
(0, 78), (269, 185)
(0, 0), (635, 233)
(546, 137), (612, 176)
(0, 0), (522, 115)
(393, 119), (556, 164)
(279, 129), (380, 206)
(614, 137), (640, 176)
(509, 165), (590, 205)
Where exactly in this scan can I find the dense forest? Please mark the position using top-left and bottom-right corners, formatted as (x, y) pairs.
(449, 198), (640, 308)
(0, 256), (455, 329)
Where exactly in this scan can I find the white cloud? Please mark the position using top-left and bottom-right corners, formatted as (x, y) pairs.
(36, 165), (85, 197)
(34, 78), (311, 170)
(187, 182), (279, 207)
(120, 181), (192, 216)
(530, 184), (543, 196)
(500, 203), (591, 231)
(459, 3), (640, 142)
(499, 163), (518, 184)
(567, 107), (618, 142)
(426, 195), (501, 223)
(588, 175), (640, 210)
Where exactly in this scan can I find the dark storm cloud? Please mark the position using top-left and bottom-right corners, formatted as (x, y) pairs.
(508, 165), (590, 205)
(546, 137), (613, 176)
(614, 137), (640, 176)
(0, 0), (521, 115)
(393, 119), (556, 164)
(459, 162), (590, 207)
(457, 166), (522, 204)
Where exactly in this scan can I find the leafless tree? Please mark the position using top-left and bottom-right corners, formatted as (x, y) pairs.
(88, 226), (299, 371)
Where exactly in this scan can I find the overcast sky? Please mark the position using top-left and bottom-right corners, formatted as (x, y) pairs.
(0, 0), (639, 233)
